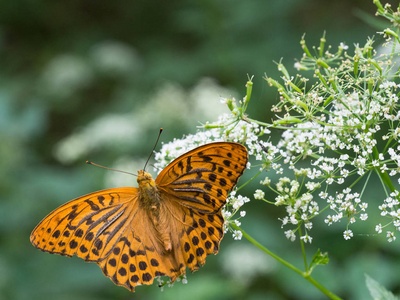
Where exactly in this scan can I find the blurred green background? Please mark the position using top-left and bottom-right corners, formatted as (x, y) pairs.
(2, 0), (400, 299)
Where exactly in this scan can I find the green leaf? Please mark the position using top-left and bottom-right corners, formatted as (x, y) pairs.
(309, 249), (329, 272)
(365, 274), (398, 300)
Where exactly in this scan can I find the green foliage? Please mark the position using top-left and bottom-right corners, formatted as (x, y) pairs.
(366, 274), (398, 300)
(309, 249), (329, 273)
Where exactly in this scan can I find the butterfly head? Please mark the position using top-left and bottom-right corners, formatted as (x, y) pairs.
(137, 170), (156, 187)
(137, 170), (160, 209)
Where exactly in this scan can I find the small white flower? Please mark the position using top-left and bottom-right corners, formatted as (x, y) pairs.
(219, 97), (228, 104)
(223, 210), (232, 219)
(232, 230), (243, 240)
(254, 189), (265, 200)
(375, 224), (383, 234)
(326, 178), (334, 185)
(290, 215), (298, 225)
(387, 231), (396, 242)
(279, 216), (289, 226)
(300, 234), (313, 243)
(343, 229), (353, 240)
(260, 177), (271, 186)
(319, 191), (328, 199)
(305, 222), (313, 230)
(284, 230), (296, 241)
(360, 203), (368, 211)
(275, 195), (286, 206)
(339, 42), (349, 50)
(325, 215), (333, 226)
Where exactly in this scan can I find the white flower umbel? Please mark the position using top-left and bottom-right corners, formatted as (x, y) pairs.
(155, 28), (400, 246)
(262, 32), (400, 243)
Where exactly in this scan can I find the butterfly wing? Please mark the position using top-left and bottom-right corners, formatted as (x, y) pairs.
(155, 142), (248, 272)
(30, 188), (142, 261)
(96, 201), (185, 292)
(159, 193), (226, 273)
(155, 142), (248, 214)
(31, 187), (192, 291)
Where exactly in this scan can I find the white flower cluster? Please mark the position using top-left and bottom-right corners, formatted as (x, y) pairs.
(154, 112), (269, 173)
(264, 79), (400, 242)
(155, 65), (400, 245)
(222, 192), (250, 239)
(377, 190), (400, 242)
(263, 174), (320, 240)
(157, 274), (188, 292)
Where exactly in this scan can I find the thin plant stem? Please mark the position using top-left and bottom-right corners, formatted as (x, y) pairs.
(298, 226), (308, 272)
(236, 170), (262, 192)
(373, 146), (396, 193)
(231, 224), (343, 300)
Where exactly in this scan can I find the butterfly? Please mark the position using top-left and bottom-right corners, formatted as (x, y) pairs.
(30, 142), (248, 292)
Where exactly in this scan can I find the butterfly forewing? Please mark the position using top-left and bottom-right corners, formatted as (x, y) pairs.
(155, 142), (248, 214)
(30, 187), (138, 261)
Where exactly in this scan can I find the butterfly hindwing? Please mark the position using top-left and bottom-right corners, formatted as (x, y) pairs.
(96, 200), (185, 291)
(155, 142), (248, 213)
(180, 208), (225, 271)
(152, 192), (226, 276)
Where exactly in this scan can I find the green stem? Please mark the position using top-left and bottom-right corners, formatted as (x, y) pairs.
(298, 226), (308, 272)
(245, 117), (320, 130)
(372, 147), (396, 193)
(231, 224), (342, 300)
(236, 170), (262, 192)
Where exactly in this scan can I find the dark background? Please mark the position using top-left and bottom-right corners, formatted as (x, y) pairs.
(1, 0), (399, 299)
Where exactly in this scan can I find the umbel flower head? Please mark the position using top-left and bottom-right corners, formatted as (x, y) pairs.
(155, 26), (400, 243)
(261, 29), (400, 242)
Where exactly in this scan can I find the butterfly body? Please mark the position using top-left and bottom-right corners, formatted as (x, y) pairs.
(137, 170), (173, 252)
(31, 142), (248, 292)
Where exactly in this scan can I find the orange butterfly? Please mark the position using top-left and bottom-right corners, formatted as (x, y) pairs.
(30, 142), (248, 292)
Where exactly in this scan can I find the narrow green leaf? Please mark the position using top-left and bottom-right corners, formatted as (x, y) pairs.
(365, 274), (398, 300)
(309, 249), (329, 272)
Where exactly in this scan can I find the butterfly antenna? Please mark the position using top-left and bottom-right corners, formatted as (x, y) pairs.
(144, 128), (163, 171)
(150, 163), (162, 172)
(86, 161), (137, 176)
